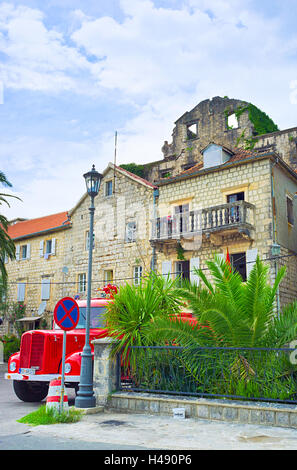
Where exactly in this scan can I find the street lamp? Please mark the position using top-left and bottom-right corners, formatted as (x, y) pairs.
(75, 164), (102, 408)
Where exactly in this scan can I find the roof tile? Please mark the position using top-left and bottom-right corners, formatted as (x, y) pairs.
(8, 211), (71, 240)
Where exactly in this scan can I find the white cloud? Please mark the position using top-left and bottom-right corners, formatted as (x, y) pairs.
(0, 3), (101, 94)
(1, 0), (297, 220)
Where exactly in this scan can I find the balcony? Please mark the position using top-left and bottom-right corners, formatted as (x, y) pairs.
(151, 201), (255, 248)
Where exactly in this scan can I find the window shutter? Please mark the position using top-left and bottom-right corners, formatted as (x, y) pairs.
(17, 283), (25, 302)
(41, 278), (50, 300)
(26, 243), (31, 260)
(16, 245), (20, 261)
(51, 238), (56, 255)
(246, 248), (258, 278)
(4, 253), (8, 264)
(162, 261), (172, 279)
(39, 240), (44, 257)
(190, 257), (200, 285)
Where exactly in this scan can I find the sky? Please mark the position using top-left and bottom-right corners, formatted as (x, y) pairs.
(0, 0), (297, 220)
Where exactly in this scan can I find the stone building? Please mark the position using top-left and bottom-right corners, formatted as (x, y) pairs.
(150, 144), (297, 309)
(3, 96), (297, 333)
(4, 212), (71, 331)
(62, 163), (156, 301)
(3, 164), (156, 330)
(141, 96), (297, 183)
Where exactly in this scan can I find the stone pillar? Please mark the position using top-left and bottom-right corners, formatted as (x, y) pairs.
(92, 337), (120, 406)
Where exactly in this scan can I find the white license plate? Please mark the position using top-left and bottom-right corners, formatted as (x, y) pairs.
(19, 368), (36, 375)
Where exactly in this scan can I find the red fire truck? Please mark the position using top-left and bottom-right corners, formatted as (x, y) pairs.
(5, 297), (198, 402)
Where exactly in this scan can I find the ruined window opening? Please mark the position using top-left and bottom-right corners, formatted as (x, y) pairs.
(186, 122), (198, 140)
(227, 113), (239, 129)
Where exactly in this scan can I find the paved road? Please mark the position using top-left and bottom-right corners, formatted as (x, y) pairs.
(3, 367), (297, 452)
(0, 369), (147, 450)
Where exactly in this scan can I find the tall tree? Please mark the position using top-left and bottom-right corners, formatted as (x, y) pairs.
(0, 172), (20, 291)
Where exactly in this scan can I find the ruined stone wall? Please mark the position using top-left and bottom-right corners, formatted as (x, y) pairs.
(143, 96), (297, 183)
(255, 128), (297, 169)
(144, 96), (253, 183)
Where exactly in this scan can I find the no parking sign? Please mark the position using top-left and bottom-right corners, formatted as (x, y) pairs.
(53, 297), (79, 413)
(54, 297), (79, 331)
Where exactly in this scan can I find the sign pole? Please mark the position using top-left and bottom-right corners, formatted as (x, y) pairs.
(60, 330), (67, 414)
(53, 297), (80, 414)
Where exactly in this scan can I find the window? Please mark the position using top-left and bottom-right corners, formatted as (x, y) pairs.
(287, 196), (294, 225)
(202, 143), (231, 169)
(227, 113), (239, 129)
(105, 180), (113, 197)
(186, 122), (198, 140)
(227, 192), (244, 203)
(21, 245), (27, 259)
(125, 221), (136, 242)
(16, 244), (30, 261)
(85, 231), (95, 250)
(40, 239), (56, 257)
(133, 266), (142, 286)
(78, 273), (86, 293)
(227, 192), (245, 223)
(174, 204), (189, 234)
(41, 278), (51, 300)
(230, 252), (247, 281)
(17, 283), (25, 302)
(45, 240), (52, 254)
(104, 270), (113, 283)
(175, 260), (190, 287)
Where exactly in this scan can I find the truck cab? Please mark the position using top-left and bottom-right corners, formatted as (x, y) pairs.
(5, 298), (112, 402)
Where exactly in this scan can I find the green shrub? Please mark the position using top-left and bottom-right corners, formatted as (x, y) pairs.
(0, 334), (20, 362)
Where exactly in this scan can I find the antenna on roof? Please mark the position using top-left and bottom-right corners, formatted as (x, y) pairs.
(113, 130), (117, 194)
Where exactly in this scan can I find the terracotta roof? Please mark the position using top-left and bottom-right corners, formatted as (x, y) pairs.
(8, 211), (71, 240)
(179, 148), (255, 176)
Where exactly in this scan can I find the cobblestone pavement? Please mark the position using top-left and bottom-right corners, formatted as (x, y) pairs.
(27, 409), (297, 450)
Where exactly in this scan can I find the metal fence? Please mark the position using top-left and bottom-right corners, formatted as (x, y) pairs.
(120, 346), (297, 405)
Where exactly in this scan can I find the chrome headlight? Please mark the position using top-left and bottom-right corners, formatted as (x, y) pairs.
(65, 363), (71, 374)
(10, 361), (16, 372)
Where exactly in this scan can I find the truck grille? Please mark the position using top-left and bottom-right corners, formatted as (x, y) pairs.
(20, 332), (45, 370)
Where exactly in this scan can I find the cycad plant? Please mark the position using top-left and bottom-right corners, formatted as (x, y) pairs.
(142, 255), (297, 401)
(146, 254), (296, 348)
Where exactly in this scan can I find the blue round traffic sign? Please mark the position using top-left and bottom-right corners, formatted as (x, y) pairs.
(54, 297), (79, 331)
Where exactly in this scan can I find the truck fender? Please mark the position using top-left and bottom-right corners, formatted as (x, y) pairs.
(58, 351), (94, 376)
(7, 352), (20, 373)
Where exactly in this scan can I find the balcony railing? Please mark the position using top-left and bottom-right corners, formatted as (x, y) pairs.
(151, 201), (255, 241)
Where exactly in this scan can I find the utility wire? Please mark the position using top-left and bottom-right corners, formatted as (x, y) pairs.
(6, 251), (296, 286)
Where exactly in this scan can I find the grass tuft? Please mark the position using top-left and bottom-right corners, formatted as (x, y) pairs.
(17, 405), (84, 426)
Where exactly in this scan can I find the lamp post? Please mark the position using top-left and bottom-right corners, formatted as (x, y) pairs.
(75, 164), (102, 408)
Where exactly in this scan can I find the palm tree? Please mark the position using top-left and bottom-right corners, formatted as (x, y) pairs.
(104, 271), (184, 370)
(0, 172), (20, 290)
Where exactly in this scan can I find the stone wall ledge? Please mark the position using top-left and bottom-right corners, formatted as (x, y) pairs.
(108, 391), (297, 429)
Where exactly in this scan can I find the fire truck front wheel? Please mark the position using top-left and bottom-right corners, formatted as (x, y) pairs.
(13, 380), (49, 402)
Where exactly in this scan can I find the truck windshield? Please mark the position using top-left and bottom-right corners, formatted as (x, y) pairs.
(76, 307), (106, 329)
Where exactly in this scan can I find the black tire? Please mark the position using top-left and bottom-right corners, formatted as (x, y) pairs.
(13, 380), (49, 402)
